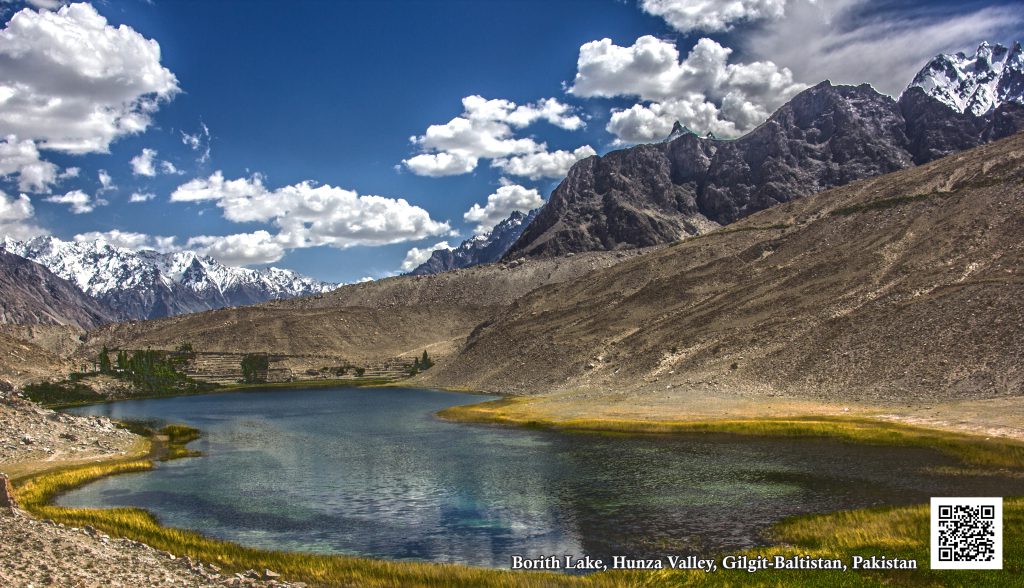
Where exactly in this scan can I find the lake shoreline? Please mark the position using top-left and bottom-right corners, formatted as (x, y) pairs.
(7, 387), (1024, 586)
(438, 396), (1024, 469)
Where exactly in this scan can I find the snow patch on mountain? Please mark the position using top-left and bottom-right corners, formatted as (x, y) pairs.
(907, 41), (1024, 116)
(1, 236), (337, 320)
(409, 209), (539, 275)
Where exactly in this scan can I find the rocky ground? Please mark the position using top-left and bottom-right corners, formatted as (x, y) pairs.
(0, 508), (306, 587)
(0, 390), (137, 473)
(0, 392), (305, 587)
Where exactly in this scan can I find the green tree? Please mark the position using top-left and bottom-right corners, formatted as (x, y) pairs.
(420, 350), (433, 370)
(240, 353), (270, 384)
(116, 350), (128, 372)
(98, 346), (112, 374)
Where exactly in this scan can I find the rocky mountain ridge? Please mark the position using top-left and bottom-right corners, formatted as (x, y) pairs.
(907, 41), (1024, 116)
(0, 236), (337, 321)
(505, 45), (1024, 259)
(423, 131), (1024, 401)
(409, 209), (539, 275)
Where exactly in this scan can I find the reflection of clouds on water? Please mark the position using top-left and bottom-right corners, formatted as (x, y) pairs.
(64, 387), (1024, 567)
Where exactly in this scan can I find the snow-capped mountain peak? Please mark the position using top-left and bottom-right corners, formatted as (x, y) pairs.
(408, 208), (540, 275)
(0, 236), (337, 320)
(907, 41), (1024, 116)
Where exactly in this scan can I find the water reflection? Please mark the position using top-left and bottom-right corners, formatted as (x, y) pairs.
(63, 388), (1024, 567)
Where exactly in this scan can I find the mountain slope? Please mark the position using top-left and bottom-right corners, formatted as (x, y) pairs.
(84, 248), (647, 362)
(421, 131), (1024, 402)
(0, 251), (115, 329)
(410, 209), (539, 275)
(0, 330), (71, 389)
(506, 78), (1024, 259)
(1, 237), (337, 320)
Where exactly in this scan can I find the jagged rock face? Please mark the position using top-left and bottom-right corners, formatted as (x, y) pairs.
(701, 83), (913, 224)
(1, 237), (337, 321)
(409, 209), (539, 275)
(908, 41), (1024, 116)
(508, 137), (719, 258)
(507, 79), (1024, 259)
(0, 251), (116, 329)
(898, 87), (1024, 164)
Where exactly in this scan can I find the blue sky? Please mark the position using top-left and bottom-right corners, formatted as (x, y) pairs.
(1, 0), (1022, 282)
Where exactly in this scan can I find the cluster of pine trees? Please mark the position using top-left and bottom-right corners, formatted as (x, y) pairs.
(97, 346), (205, 392)
(409, 350), (434, 376)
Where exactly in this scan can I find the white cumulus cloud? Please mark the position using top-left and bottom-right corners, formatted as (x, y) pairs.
(640, 0), (788, 33)
(129, 191), (155, 203)
(0, 3), (179, 154)
(73, 229), (177, 252)
(0, 189), (45, 239)
(570, 35), (805, 142)
(492, 145), (596, 180)
(400, 240), (452, 272)
(402, 95), (585, 176)
(44, 189), (106, 214)
(130, 148), (157, 176)
(130, 148), (180, 176)
(171, 171), (452, 252)
(185, 230), (285, 266)
(464, 184), (543, 235)
(403, 152), (478, 177)
(97, 169), (115, 193)
(0, 135), (57, 192)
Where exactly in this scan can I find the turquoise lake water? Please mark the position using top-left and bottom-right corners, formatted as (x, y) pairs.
(61, 387), (1024, 568)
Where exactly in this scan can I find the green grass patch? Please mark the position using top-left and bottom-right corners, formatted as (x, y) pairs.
(22, 380), (102, 407)
(159, 424), (202, 461)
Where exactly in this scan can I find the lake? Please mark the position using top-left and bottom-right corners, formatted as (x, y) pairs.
(62, 387), (1024, 568)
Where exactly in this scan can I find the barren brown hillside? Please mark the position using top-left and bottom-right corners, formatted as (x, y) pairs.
(420, 132), (1024, 404)
(83, 249), (648, 363)
(0, 331), (70, 388)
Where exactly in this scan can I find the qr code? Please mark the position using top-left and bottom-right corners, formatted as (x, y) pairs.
(931, 497), (1002, 570)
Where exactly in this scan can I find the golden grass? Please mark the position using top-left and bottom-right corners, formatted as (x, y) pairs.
(11, 443), (616, 587)
(438, 398), (1024, 469)
(158, 424), (202, 460)
(10, 407), (1024, 587)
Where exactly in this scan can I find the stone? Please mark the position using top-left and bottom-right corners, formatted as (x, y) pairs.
(0, 474), (16, 509)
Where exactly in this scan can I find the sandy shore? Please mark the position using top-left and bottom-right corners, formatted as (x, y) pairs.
(456, 387), (1024, 442)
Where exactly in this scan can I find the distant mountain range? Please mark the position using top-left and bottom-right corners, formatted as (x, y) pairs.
(409, 209), (539, 275)
(505, 41), (1024, 259)
(1, 236), (337, 321)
